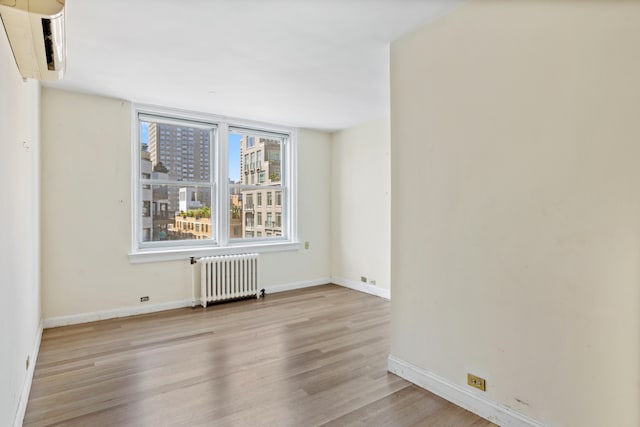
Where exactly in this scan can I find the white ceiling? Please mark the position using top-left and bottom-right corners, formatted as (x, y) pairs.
(44, 0), (464, 131)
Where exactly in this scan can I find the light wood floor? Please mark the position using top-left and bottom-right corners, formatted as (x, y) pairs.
(25, 285), (495, 427)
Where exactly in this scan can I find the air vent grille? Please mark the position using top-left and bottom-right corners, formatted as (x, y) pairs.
(41, 18), (55, 70)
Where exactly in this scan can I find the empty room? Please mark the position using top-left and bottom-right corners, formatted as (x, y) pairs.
(1, 1), (638, 426)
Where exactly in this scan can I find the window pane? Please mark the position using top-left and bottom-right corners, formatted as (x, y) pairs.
(229, 132), (282, 186)
(141, 120), (211, 182)
(231, 185), (283, 240)
(229, 130), (284, 240)
(142, 184), (213, 242)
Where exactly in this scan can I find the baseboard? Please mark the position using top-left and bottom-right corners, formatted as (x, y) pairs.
(43, 279), (334, 328)
(14, 320), (43, 427)
(43, 299), (193, 328)
(387, 355), (547, 427)
(263, 277), (331, 294)
(332, 276), (390, 300)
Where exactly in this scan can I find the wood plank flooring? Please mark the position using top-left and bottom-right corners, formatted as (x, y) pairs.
(25, 285), (495, 427)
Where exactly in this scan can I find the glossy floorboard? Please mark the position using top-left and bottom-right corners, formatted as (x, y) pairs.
(25, 285), (495, 427)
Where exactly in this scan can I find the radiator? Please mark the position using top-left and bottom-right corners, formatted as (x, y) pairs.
(198, 254), (260, 307)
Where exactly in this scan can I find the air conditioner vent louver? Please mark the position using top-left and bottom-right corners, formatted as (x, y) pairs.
(41, 18), (54, 70)
(0, 0), (66, 80)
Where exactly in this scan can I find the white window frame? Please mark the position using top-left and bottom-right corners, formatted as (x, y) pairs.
(129, 104), (299, 263)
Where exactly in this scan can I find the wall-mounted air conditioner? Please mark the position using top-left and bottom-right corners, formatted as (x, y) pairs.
(0, 0), (65, 80)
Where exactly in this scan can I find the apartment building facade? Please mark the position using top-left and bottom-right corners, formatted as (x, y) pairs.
(239, 135), (283, 238)
(147, 122), (211, 213)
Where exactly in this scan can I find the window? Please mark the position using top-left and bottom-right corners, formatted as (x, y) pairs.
(133, 106), (297, 260)
(139, 115), (215, 246)
(229, 130), (286, 242)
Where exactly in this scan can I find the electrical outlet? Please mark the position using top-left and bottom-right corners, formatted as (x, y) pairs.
(26, 356), (29, 370)
(304, 241), (310, 249)
(467, 373), (486, 391)
(369, 279), (376, 285)
(361, 276), (367, 283)
(140, 296), (149, 302)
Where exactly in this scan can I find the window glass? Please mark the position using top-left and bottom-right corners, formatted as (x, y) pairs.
(140, 121), (210, 182)
(228, 131), (285, 240)
(140, 117), (214, 245)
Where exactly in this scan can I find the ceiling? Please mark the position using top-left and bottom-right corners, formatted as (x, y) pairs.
(45, 0), (464, 131)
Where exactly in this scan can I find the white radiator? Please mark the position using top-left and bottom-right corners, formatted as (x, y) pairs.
(198, 254), (260, 307)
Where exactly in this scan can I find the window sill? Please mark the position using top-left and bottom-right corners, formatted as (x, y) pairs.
(128, 241), (301, 264)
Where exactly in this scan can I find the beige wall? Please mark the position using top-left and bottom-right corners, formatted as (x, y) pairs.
(390, 1), (640, 426)
(41, 88), (331, 320)
(331, 118), (391, 292)
(0, 30), (41, 426)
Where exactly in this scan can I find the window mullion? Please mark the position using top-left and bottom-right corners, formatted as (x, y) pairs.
(217, 123), (229, 246)
(286, 132), (297, 242)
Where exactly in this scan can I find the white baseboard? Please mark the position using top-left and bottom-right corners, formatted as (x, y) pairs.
(263, 277), (331, 294)
(387, 355), (547, 427)
(43, 279), (334, 328)
(14, 320), (43, 427)
(332, 276), (390, 300)
(43, 299), (193, 329)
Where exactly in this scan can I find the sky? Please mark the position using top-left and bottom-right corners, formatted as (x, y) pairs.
(228, 133), (241, 182)
(141, 122), (149, 145)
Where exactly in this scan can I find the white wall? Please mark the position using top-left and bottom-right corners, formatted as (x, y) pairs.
(331, 118), (391, 294)
(0, 31), (41, 427)
(390, 1), (640, 426)
(261, 127), (332, 288)
(41, 88), (331, 321)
